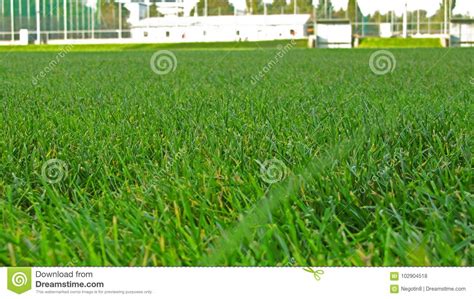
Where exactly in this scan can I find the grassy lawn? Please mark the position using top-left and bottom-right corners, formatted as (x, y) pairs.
(359, 37), (442, 48)
(0, 39), (307, 52)
(0, 46), (472, 266)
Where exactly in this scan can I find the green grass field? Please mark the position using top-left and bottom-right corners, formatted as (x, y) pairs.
(359, 37), (442, 48)
(0, 39), (307, 52)
(0, 45), (472, 266)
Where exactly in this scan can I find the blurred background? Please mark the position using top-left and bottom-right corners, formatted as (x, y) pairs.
(0, 0), (472, 46)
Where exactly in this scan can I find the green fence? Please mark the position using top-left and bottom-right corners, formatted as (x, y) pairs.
(0, 0), (127, 41)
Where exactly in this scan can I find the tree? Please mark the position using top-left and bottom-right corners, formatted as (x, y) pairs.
(292, 0), (313, 14)
(347, 0), (362, 23)
(269, 0), (290, 14)
(98, 0), (130, 29)
(332, 8), (348, 19)
(432, 0), (461, 33)
(449, 0), (464, 18)
(149, 3), (159, 18)
(194, 0), (235, 16)
(315, 0), (333, 19)
(245, 0), (264, 14)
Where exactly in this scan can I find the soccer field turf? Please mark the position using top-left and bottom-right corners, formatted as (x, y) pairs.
(0, 46), (472, 266)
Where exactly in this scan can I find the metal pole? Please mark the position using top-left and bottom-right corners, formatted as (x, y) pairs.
(81, 0), (84, 38)
(89, 7), (91, 38)
(417, 9), (420, 34)
(147, 0), (150, 34)
(448, 0), (451, 35)
(449, 0), (452, 19)
(91, 8), (97, 39)
(444, 0), (447, 35)
(390, 10), (393, 33)
(69, 0), (72, 36)
(19, 0), (22, 29)
(119, 1), (122, 39)
(294, 0), (296, 15)
(92, 7), (95, 39)
(36, 0), (40, 43)
(324, 0), (327, 19)
(63, 0), (67, 39)
(402, 1), (407, 38)
(57, 0), (60, 29)
(147, 0), (150, 20)
(76, 0), (79, 39)
(204, 0), (207, 16)
(428, 16), (430, 34)
(98, 1), (101, 37)
(49, 0), (52, 34)
(355, 0), (358, 33)
(82, 0), (85, 38)
(28, 0), (31, 27)
(10, 0), (13, 41)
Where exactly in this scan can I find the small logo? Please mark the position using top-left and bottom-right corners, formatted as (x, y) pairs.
(369, 50), (396, 75)
(150, 50), (178, 75)
(7, 267), (32, 294)
(41, 158), (68, 184)
(287, 257), (296, 266)
(390, 284), (399, 294)
(390, 272), (399, 281)
(303, 267), (324, 281)
(257, 158), (289, 184)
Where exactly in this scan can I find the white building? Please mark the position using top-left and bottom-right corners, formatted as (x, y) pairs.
(315, 20), (352, 48)
(450, 19), (474, 47)
(130, 15), (311, 43)
(126, 0), (199, 22)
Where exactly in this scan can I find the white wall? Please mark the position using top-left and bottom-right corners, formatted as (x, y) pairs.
(450, 23), (474, 47)
(131, 24), (307, 43)
(316, 24), (352, 48)
(379, 23), (392, 38)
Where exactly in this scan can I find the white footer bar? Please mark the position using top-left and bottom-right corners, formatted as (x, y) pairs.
(1, 267), (472, 298)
